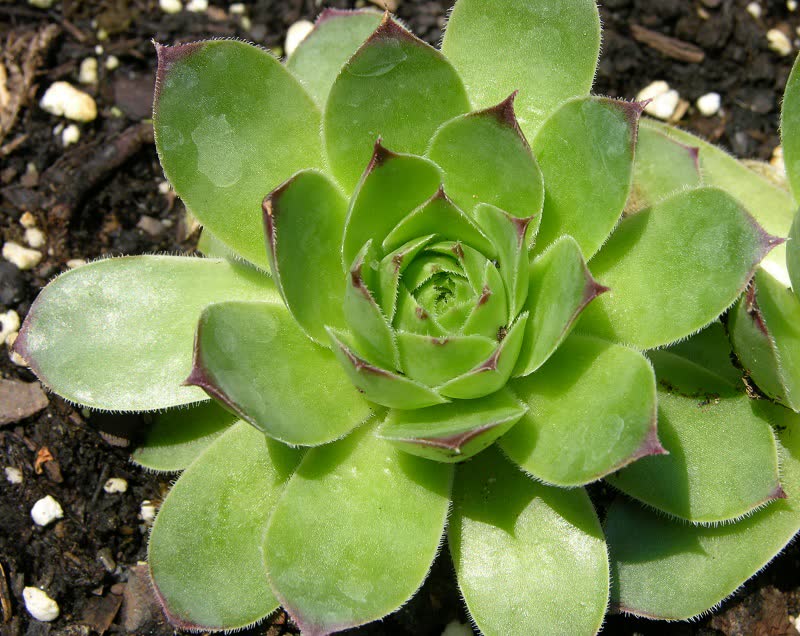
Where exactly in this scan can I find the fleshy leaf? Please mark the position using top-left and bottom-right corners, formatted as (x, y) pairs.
(606, 344), (783, 524)
(782, 53), (800, 200)
(503, 334), (660, 487)
(342, 143), (441, 270)
(532, 97), (641, 259)
(627, 125), (701, 213)
(729, 271), (800, 411)
(325, 16), (469, 191)
(442, 0), (601, 138)
(395, 332), (497, 387)
(344, 241), (399, 369)
(14, 256), (279, 411)
(377, 235), (436, 319)
(473, 204), (536, 318)
(327, 328), (448, 409)
(426, 94), (544, 220)
(264, 423), (452, 635)
(186, 302), (372, 446)
(154, 40), (322, 268)
(382, 187), (495, 257)
(379, 389), (526, 462)
(460, 260), (508, 340)
(263, 170), (348, 345)
(606, 406), (800, 620)
(642, 119), (795, 286)
(437, 313), (527, 399)
(514, 235), (606, 377)
(450, 447), (608, 636)
(132, 401), (236, 473)
(286, 9), (383, 107)
(579, 187), (781, 350)
(788, 211), (800, 296)
(149, 421), (303, 631)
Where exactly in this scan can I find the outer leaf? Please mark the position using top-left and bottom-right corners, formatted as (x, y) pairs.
(437, 313), (527, 399)
(503, 334), (660, 487)
(532, 97), (641, 259)
(606, 406), (800, 620)
(327, 328), (448, 409)
(450, 447), (608, 636)
(264, 423), (452, 635)
(782, 53), (800, 200)
(606, 348), (783, 523)
(325, 16), (469, 191)
(132, 401), (236, 472)
(426, 94), (544, 220)
(342, 143), (441, 270)
(286, 9), (383, 107)
(729, 271), (800, 411)
(263, 170), (348, 345)
(788, 211), (800, 296)
(514, 235), (607, 377)
(579, 187), (781, 350)
(186, 302), (372, 446)
(442, 0), (601, 138)
(643, 119), (795, 286)
(149, 421), (303, 631)
(628, 125), (701, 213)
(378, 389), (526, 462)
(14, 256), (279, 411)
(154, 40), (322, 268)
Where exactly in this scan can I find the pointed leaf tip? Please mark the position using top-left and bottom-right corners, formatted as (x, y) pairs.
(629, 424), (668, 462)
(475, 91), (528, 143)
(771, 483), (789, 500)
(153, 41), (205, 100)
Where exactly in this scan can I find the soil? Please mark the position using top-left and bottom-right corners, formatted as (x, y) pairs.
(1, 1), (799, 635)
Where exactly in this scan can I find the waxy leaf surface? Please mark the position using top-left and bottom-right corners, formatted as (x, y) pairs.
(606, 407), (800, 620)
(132, 401), (236, 472)
(14, 257), (279, 411)
(264, 424), (452, 635)
(287, 9), (383, 107)
(503, 334), (658, 486)
(782, 53), (800, 199)
(442, 0), (600, 138)
(188, 302), (371, 446)
(788, 212), (800, 297)
(379, 389), (527, 462)
(325, 17), (469, 191)
(264, 170), (348, 345)
(154, 40), (322, 268)
(607, 344), (782, 523)
(532, 97), (639, 259)
(149, 422), (302, 631)
(514, 235), (606, 377)
(580, 187), (778, 349)
(450, 448), (608, 636)
(426, 96), (544, 220)
(642, 120), (795, 286)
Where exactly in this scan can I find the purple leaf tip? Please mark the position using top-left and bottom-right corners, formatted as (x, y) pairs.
(770, 483), (789, 500)
(631, 424), (669, 461)
(474, 91), (530, 148)
(153, 41), (206, 102)
(364, 138), (399, 173)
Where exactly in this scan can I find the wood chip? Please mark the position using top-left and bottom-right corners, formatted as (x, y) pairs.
(631, 24), (706, 63)
(0, 378), (48, 425)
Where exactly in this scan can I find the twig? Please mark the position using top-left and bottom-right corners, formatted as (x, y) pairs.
(630, 24), (705, 64)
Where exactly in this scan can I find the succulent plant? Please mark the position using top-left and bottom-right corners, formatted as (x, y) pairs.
(12, 1), (800, 635)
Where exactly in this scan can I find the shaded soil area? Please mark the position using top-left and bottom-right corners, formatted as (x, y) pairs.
(1, 0), (799, 635)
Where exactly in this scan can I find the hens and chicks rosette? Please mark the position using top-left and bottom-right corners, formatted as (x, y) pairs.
(13, 1), (800, 635)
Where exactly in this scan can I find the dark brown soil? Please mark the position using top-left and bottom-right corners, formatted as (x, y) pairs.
(1, 1), (799, 635)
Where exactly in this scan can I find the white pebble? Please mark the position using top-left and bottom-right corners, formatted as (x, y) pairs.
(61, 124), (80, 147)
(441, 621), (473, 636)
(0, 310), (20, 345)
(696, 92), (721, 117)
(747, 2), (762, 18)
(285, 20), (314, 57)
(140, 500), (157, 524)
(159, 0), (182, 13)
(96, 28), (108, 41)
(789, 0), (798, 10)
(636, 80), (670, 102)
(186, 0), (207, 11)
(23, 587), (59, 622)
(103, 477), (128, 494)
(78, 58), (98, 85)
(646, 90), (680, 120)
(66, 258), (87, 269)
(31, 495), (64, 527)
(771, 145), (785, 173)
(5, 467), (23, 484)
(52, 123), (63, 137)
(768, 29), (793, 56)
(239, 15), (252, 31)
(157, 180), (171, 194)
(94, 45), (104, 55)
(27, 0), (54, 8)
(40, 82), (97, 122)
(229, 2), (246, 14)
(7, 332), (27, 366)
(24, 228), (46, 249)
(104, 55), (119, 71)
(795, 615), (800, 633)
(20, 212), (36, 229)
(3, 241), (42, 270)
